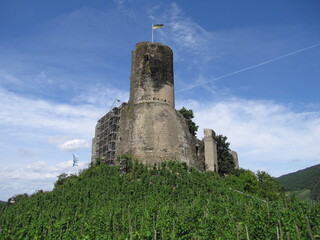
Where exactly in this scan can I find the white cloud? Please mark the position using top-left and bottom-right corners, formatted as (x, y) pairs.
(25, 161), (47, 172)
(149, 2), (219, 63)
(48, 138), (90, 151)
(0, 160), (89, 200)
(71, 85), (129, 107)
(2, 160), (88, 181)
(0, 87), (105, 137)
(178, 98), (320, 176)
(58, 139), (89, 151)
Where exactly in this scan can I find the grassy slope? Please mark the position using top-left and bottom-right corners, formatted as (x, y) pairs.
(287, 189), (312, 201)
(277, 164), (320, 200)
(1, 161), (319, 239)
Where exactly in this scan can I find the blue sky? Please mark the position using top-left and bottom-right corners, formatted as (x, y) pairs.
(0, 0), (319, 200)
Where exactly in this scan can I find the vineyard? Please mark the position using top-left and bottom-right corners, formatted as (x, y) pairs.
(0, 160), (319, 239)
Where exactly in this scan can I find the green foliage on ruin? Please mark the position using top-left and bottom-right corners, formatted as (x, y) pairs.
(1, 159), (319, 239)
(216, 134), (235, 176)
(178, 107), (199, 136)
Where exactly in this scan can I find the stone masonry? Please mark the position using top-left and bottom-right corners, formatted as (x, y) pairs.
(204, 129), (218, 172)
(92, 42), (238, 172)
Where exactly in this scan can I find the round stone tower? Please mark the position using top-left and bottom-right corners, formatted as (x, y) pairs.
(129, 42), (175, 107)
(116, 42), (204, 169)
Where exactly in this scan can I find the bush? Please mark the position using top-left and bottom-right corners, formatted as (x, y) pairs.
(216, 135), (235, 176)
(178, 107), (199, 136)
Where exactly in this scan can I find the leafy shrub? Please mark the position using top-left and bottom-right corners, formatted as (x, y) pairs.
(178, 107), (199, 136)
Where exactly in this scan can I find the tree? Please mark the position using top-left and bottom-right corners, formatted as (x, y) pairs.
(256, 170), (284, 200)
(54, 173), (78, 188)
(54, 173), (68, 188)
(216, 135), (235, 176)
(178, 107), (199, 136)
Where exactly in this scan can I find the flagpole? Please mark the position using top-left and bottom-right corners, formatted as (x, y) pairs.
(151, 24), (164, 43)
(151, 23), (154, 42)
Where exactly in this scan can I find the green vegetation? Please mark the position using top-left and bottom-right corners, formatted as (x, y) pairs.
(0, 200), (6, 205)
(216, 134), (235, 176)
(178, 106), (235, 176)
(178, 107), (199, 136)
(277, 164), (320, 201)
(286, 189), (312, 201)
(1, 159), (319, 239)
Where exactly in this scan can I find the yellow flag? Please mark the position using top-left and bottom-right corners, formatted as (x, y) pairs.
(152, 24), (164, 29)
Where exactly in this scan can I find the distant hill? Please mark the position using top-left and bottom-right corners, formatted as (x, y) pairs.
(277, 164), (320, 201)
(0, 200), (6, 205)
(0, 160), (319, 239)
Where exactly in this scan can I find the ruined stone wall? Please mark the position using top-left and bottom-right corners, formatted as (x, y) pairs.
(203, 129), (218, 172)
(175, 111), (205, 171)
(229, 150), (239, 169)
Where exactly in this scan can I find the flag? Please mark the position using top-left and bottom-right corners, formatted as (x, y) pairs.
(153, 24), (164, 29)
(72, 154), (79, 167)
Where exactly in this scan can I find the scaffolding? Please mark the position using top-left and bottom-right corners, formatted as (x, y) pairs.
(95, 107), (120, 164)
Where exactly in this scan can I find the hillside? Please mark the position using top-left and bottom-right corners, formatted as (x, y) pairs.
(277, 164), (320, 201)
(0, 200), (6, 205)
(1, 160), (319, 239)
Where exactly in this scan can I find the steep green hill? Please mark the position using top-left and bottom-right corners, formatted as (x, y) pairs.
(1, 160), (319, 239)
(277, 164), (320, 201)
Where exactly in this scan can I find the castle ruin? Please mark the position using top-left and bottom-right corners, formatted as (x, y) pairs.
(92, 41), (238, 172)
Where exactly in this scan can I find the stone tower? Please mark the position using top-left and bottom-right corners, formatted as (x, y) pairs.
(129, 42), (175, 107)
(92, 41), (238, 172)
(116, 42), (205, 169)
